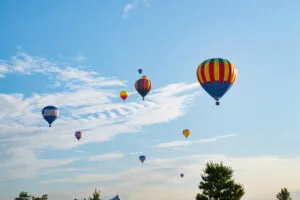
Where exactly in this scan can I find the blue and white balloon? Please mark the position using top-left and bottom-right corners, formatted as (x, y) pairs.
(42, 106), (59, 127)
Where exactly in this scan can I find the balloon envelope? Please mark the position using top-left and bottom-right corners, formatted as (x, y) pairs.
(120, 90), (128, 101)
(139, 155), (146, 164)
(138, 69), (142, 74)
(182, 129), (190, 139)
(42, 106), (59, 127)
(75, 131), (82, 141)
(135, 76), (151, 100)
(196, 58), (237, 105)
(180, 173), (184, 178)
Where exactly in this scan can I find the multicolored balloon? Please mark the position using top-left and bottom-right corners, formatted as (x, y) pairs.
(75, 131), (82, 141)
(135, 76), (151, 100)
(138, 68), (143, 74)
(196, 58), (237, 105)
(42, 106), (59, 127)
(139, 155), (146, 164)
(182, 129), (190, 139)
(120, 90), (128, 101)
(180, 173), (184, 178)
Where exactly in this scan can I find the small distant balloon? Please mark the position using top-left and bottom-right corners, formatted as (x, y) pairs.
(135, 76), (151, 100)
(120, 90), (128, 102)
(42, 106), (59, 127)
(138, 68), (142, 74)
(75, 131), (82, 141)
(139, 155), (146, 164)
(180, 173), (184, 178)
(182, 129), (190, 139)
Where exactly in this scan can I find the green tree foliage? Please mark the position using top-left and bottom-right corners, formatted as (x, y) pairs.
(276, 188), (292, 200)
(15, 192), (47, 200)
(88, 188), (101, 200)
(15, 192), (30, 200)
(31, 194), (48, 200)
(196, 161), (245, 200)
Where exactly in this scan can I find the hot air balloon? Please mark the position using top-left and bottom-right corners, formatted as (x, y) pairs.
(196, 58), (237, 105)
(135, 76), (151, 100)
(120, 90), (128, 102)
(75, 131), (82, 141)
(180, 173), (184, 178)
(139, 155), (146, 164)
(42, 106), (59, 127)
(182, 129), (190, 139)
(138, 68), (142, 74)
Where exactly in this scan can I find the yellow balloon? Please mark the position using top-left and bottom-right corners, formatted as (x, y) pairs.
(120, 90), (129, 101)
(182, 129), (190, 139)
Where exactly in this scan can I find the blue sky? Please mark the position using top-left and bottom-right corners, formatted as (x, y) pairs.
(0, 0), (300, 199)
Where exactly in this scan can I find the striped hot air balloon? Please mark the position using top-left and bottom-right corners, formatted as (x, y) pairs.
(75, 131), (82, 141)
(42, 106), (59, 127)
(135, 76), (151, 100)
(196, 58), (237, 105)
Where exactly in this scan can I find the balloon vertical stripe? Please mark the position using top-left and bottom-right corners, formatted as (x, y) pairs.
(200, 64), (206, 83)
(214, 59), (220, 81)
(223, 60), (230, 81)
(219, 59), (225, 82)
(197, 63), (204, 83)
(232, 68), (237, 83)
(209, 60), (214, 82)
(227, 62), (233, 83)
(204, 61), (210, 82)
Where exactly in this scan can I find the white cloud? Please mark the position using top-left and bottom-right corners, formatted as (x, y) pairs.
(0, 52), (200, 184)
(88, 153), (125, 161)
(122, 0), (150, 18)
(128, 151), (143, 155)
(57, 54), (86, 62)
(0, 52), (125, 89)
(0, 147), (78, 181)
(153, 134), (238, 148)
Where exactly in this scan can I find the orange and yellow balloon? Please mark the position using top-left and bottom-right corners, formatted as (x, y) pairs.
(182, 129), (190, 139)
(120, 90), (128, 101)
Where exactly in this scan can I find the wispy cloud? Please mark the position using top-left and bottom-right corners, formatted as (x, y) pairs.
(58, 54), (86, 62)
(122, 0), (150, 18)
(153, 134), (238, 148)
(88, 153), (125, 161)
(0, 52), (124, 89)
(128, 151), (143, 155)
(0, 52), (200, 182)
(0, 148), (79, 181)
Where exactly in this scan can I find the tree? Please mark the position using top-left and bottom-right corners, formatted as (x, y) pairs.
(196, 161), (245, 200)
(276, 188), (292, 200)
(15, 192), (47, 200)
(88, 188), (101, 200)
(15, 192), (30, 200)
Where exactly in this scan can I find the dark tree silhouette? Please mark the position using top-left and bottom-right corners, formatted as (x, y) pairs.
(88, 188), (101, 200)
(276, 188), (292, 200)
(196, 161), (245, 200)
